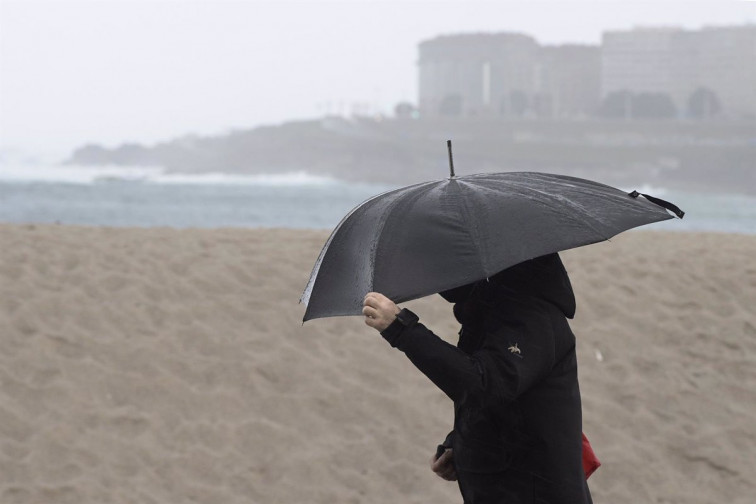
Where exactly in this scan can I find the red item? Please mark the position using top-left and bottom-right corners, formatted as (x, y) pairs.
(582, 432), (601, 479)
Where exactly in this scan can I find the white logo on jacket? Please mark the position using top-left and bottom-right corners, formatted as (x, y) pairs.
(508, 342), (523, 358)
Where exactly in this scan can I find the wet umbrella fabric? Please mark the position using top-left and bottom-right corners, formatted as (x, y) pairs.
(301, 172), (682, 322)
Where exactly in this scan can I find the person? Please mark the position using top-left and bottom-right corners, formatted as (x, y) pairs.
(362, 253), (593, 503)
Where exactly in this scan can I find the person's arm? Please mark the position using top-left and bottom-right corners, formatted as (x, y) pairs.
(381, 318), (488, 402)
(364, 292), (555, 404)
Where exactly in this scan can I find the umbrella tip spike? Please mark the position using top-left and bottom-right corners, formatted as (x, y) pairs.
(447, 140), (456, 178)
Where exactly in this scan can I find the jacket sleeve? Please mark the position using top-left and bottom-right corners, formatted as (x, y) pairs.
(380, 312), (555, 404)
(434, 431), (455, 460)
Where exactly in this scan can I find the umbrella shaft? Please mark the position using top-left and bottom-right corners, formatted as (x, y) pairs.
(447, 140), (456, 178)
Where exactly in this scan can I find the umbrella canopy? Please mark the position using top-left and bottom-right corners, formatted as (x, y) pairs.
(301, 171), (683, 322)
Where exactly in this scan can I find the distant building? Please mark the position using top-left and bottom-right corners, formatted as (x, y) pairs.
(601, 25), (756, 118)
(418, 25), (756, 120)
(418, 33), (541, 118)
(417, 33), (600, 119)
(539, 45), (601, 118)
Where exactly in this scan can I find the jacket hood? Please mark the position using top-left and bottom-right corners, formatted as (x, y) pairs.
(439, 253), (576, 319)
(489, 253), (576, 319)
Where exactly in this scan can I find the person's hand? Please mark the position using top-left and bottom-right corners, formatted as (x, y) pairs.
(430, 449), (457, 481)
(362, 292), (400, 332)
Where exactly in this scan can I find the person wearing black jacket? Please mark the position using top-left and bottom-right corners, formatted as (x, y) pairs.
(362, 253), (593, 503)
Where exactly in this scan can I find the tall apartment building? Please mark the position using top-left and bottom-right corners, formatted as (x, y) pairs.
(418, 25), (755, 120)
(418, 33), (540, 118)
(539, 45), (601, 118)
(418, 33), (600, 118)
(601, 25), (756, 117)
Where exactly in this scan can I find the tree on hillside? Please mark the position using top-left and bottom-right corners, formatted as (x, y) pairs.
(687, 87), (722, 119)
(508, 90), (529, 117)
(439, 94), (462, 116)
(633, 92), (677, 118)
(598, 91), (677, 119)
(598, 90), (633, 118)
(394, 102), (417, 119)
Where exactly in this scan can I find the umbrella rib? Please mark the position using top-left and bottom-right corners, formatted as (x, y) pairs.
(475, 177), (613, 243)
(369, 180), (441, 295)
(301, 181), (428, 306)
(513, 175), (623, 239)
(529, 186), (611, 241)
(453, 180), (490, 277)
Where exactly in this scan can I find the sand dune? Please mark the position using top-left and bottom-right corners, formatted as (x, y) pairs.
(1, 224), (755, 503)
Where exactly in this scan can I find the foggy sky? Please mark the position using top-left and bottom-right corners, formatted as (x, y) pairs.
(1, 0), (754, 158)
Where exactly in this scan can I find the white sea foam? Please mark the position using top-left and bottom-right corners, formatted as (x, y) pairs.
(0, 162), (340, 187)
(0, 163), (162, 184)
(150, 170), (340, 186)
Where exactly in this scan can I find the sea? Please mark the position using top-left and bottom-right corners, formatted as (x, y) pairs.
(1, 163), (755, 234)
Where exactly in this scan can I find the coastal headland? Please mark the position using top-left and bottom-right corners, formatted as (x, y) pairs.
(67, 117), (756, 195)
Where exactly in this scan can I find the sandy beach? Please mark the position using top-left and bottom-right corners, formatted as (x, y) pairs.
(1, 223), (755, 503)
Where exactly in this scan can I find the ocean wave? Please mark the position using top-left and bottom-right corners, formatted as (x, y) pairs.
(0, 163), (342, 187)
(151, 171), (340, 186)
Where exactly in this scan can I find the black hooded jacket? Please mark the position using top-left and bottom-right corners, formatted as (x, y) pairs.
(380, 254), (592, 503)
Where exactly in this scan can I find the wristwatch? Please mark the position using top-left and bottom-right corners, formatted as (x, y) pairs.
(395, 308), (419, 327)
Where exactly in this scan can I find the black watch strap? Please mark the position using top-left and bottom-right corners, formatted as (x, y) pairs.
(395, 308), (419, 327)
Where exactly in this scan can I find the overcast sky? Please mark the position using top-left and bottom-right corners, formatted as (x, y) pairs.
(1, 0), (754, 158)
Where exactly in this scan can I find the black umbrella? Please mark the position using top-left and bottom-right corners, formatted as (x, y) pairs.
(301, 142), (684, 322)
